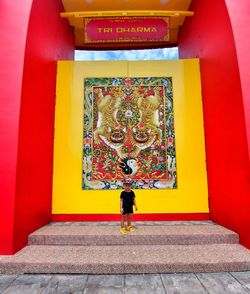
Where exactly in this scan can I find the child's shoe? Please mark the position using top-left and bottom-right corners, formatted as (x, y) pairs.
(119, 227), (127, 235)
(127, 225), (137, 232)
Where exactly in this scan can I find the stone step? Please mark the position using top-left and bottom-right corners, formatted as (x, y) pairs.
(28, 224), (239, 246)
(1, 244), (250, 274)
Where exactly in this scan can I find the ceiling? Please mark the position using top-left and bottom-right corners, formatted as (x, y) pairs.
(61, 0), (193, 49)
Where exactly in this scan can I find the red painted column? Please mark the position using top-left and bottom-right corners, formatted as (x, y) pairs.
(0, 0), (74, 254)
(13, 0), (74, 253)
(178, 0), (250, 248)
(225, 0), (250, 162)
(0, 1), (33, 254)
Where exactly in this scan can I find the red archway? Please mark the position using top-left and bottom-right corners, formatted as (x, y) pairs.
(0, 0), (249, 254)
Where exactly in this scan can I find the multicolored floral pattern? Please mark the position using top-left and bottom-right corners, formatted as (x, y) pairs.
(83, 77), (177, 189)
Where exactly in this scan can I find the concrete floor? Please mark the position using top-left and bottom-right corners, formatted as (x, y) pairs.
(1, 221), (250, 275)
(1, 221), (250, 292)
(0, 271), (250, 293)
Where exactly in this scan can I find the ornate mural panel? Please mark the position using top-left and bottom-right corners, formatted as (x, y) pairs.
(83, 77), (177, 189)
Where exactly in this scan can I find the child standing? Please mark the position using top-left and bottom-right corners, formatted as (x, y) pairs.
(120, 178), (138, 234)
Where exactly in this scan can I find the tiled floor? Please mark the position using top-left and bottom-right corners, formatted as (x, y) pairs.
(0, 272), (250, 293)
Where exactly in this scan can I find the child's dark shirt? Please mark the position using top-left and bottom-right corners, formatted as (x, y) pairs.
(120, 190), (135, 208)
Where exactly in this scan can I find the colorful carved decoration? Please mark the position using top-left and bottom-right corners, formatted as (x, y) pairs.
(83, 77), (177, 189)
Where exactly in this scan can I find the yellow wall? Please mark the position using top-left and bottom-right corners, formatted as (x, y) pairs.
(53, 59), (208, 214)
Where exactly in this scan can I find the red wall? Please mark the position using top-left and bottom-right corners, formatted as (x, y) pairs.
(14, 0), (74, 253)
(225, 0), (250, 162)
(0, 1), (33, 254)
(0, 0), (74, 254)
(178, 0), (250, 248)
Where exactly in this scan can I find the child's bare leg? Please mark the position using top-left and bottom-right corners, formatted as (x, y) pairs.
(121, 215), (126, 228)
(120, 214), (127, 234)
(127, 214), (132, 227)
(127, 214), (136, 232)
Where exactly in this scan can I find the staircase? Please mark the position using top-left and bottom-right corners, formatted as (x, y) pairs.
(0, 221), (250, 274)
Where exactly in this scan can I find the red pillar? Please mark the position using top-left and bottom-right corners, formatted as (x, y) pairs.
(0, 0), (74, 254)
(225, 0), (250, 162)
(0, 1), (33, 254)
(178, 0), (250, 248)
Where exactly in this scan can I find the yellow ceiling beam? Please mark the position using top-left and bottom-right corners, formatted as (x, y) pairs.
(60, 10), (194, 18)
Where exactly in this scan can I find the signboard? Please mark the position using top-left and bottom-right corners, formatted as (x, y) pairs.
(84, 16), (169, 44)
